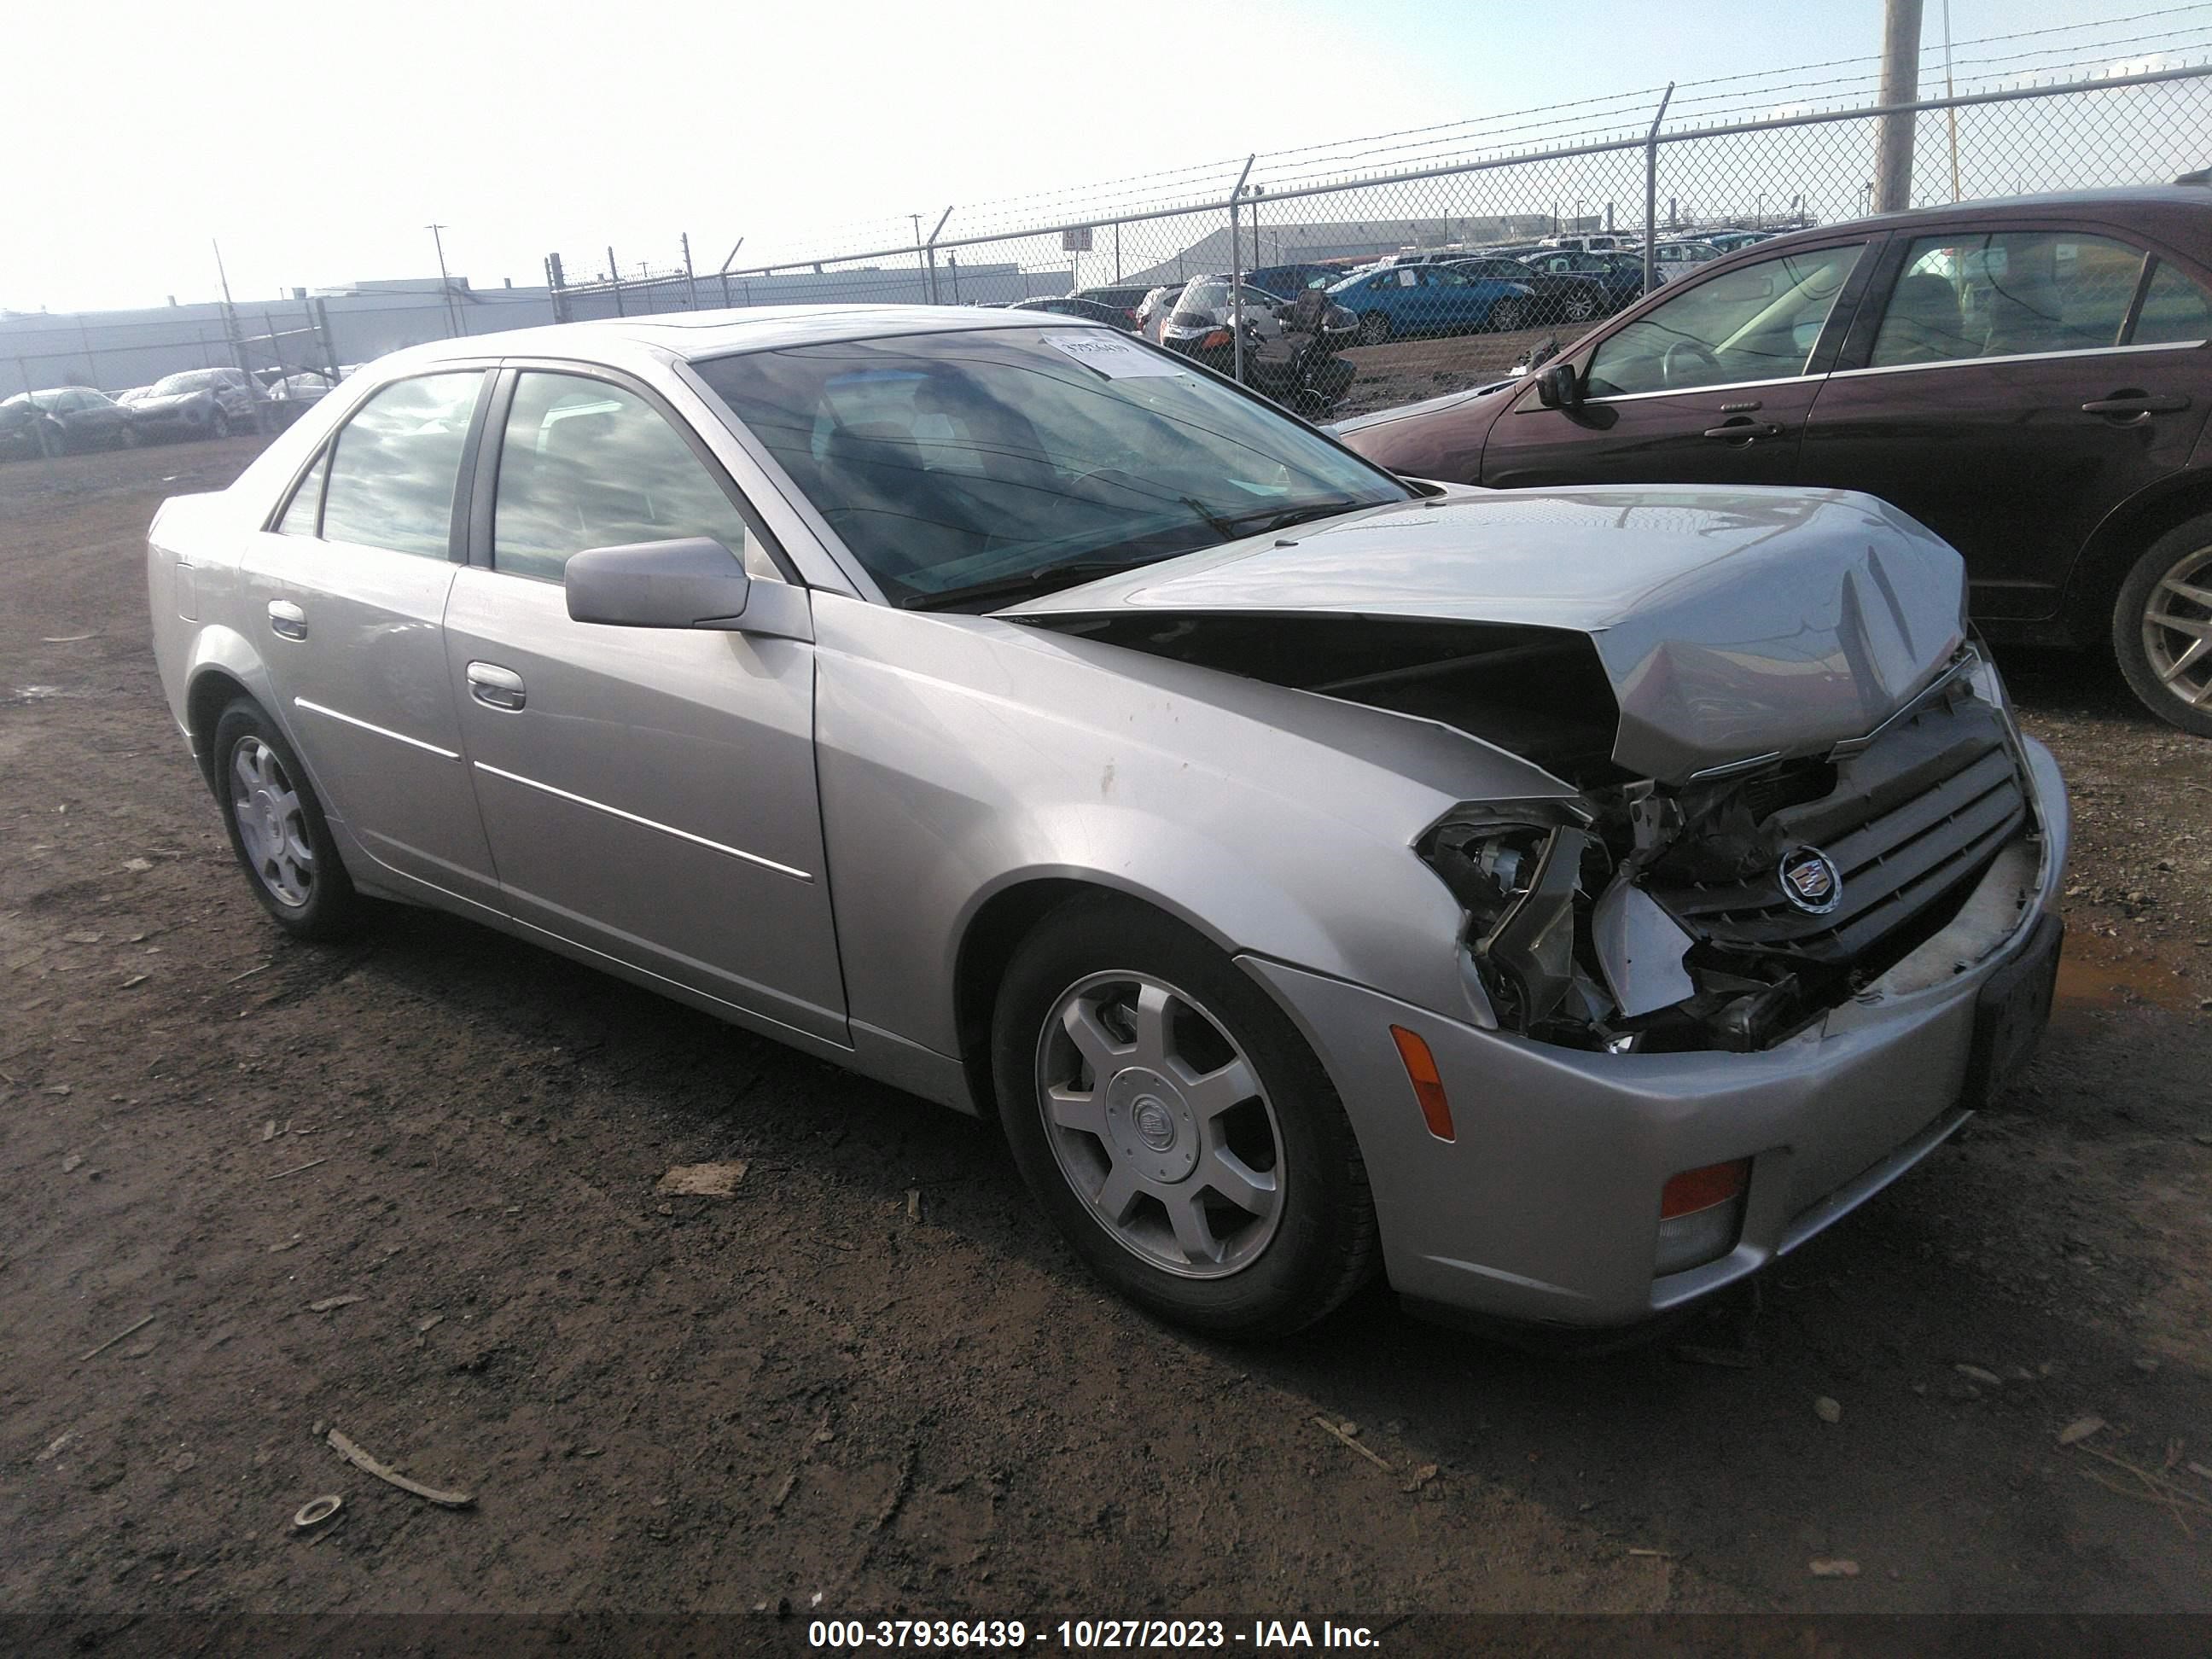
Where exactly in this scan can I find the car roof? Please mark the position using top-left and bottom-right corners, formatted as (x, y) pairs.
(1760, 184), (2212, 242)
(373, 304), (1113, 375)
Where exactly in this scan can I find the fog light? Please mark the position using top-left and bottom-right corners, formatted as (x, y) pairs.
(1655, 1157), (1750, 1276)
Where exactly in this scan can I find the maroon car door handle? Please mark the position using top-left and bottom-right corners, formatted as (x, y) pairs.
(1702, 421), (1785, 441)
(2081, 392), (2191, 419)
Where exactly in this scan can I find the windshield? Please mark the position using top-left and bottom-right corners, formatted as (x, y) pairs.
(691, 327), (1408, 607)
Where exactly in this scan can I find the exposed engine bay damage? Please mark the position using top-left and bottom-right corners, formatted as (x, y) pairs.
(1020, 608), (2040, 1056)
(1019, 611), (1629, 789)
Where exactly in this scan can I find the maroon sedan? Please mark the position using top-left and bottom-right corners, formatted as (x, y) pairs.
(1339, 187), (2212, 736)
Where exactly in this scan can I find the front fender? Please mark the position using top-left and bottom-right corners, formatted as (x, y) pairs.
(812, 595), (1575, 1057)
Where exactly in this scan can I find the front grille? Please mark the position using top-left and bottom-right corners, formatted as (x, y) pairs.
(1647, 694), (2028, 967)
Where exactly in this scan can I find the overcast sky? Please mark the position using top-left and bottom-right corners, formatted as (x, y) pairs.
(3, 0), (2198, 313)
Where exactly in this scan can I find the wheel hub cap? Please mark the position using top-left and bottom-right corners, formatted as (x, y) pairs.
(1103, 1066), (1199, 1183)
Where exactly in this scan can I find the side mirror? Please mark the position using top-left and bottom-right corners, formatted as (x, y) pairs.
(1534, 361), (1583, 410)
(564, 538), (811, 641)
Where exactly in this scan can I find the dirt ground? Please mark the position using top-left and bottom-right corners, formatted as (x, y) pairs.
(3, 437), (2209, 1632)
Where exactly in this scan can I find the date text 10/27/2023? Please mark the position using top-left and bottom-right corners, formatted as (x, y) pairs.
(807, 1620), (1382, 1650)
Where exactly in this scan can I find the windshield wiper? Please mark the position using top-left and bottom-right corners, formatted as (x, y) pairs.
(1211, 497), (1371, 538)
(900, 552), (1173, 612)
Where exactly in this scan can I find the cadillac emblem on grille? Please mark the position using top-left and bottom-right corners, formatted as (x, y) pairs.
(1778, 847), (1842, 916)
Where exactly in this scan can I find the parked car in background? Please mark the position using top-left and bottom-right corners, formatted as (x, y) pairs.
(1247, 263), (1345, 300)
(1446, 257), (1611, 328)
(1071, 284), (1160, 323)
(0, 387), (139, 457)
(125, 368), (264, 440)
(1704, 229), (1781, 253)
(1539, 233), (1631, 252)
(265, 371), (338, 429)
(1010, 296), (1139, 331)
(1327, 263), (1534, 343)
(1141, 276), (1299, 347)
(148, 305), (2068, 1338)
(1519, 248), (1649, 311)
(1643, 239), (1724, 282)
(1337, 187), (2212, 736)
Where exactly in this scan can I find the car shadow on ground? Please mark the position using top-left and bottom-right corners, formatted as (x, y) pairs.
(329, 883), (2209, 1612)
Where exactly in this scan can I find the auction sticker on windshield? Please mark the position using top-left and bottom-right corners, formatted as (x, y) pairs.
(1045, 334), (1188, 378)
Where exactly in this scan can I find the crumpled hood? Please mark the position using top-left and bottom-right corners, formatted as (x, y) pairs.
(1005, 486), (1968, 783)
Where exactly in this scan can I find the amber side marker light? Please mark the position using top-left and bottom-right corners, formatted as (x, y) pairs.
(1388, 1025), (1454, 1142)
(1661, 1158), (1751, 1220)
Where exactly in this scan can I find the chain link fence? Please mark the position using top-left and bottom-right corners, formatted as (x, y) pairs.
(546, 63), (2212, 419)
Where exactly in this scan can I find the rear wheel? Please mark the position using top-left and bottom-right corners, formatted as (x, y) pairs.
(2116, 513), (2212, 737)
(1356, 311), (1391, 346)
(212, 700), (359, 939)
(992, 895), (1377, 1338)
(210, 408), (232, 440)
(1490, 298), (1526, 332)
(1561, 284), (1603, 323)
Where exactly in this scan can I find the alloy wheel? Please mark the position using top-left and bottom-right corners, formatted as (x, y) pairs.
(230, 736), (316, 907)
(1034, 970), (1284, 1278)
(2141, 543), (2212, 714)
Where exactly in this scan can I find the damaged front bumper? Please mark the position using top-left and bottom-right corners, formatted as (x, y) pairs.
(1240, 736), (2069, 1330)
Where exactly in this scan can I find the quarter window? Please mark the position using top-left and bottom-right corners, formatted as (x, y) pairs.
(1869, 231), (2146, 367)
(276, 450), (329, 538)
(1584, 243), (1865, 397)
(319, 373), (481, 559)
(490, 372), (755, 584)
(2133, 259), (2212, 346)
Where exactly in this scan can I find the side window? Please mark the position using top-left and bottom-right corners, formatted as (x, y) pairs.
(1585, 243), (1865, 397)
(1870, 231), (2145, 368)
(2132, 259), (2212, 346)
(276, 450), (329, 537)
(319, 373), (481, 559)
(491, 372), (754, 584)
(1395, 269), (1419, 288)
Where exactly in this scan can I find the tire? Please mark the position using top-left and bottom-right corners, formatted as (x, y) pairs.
(210, 408), (232, 440)
(211, 700), (360, 940)
(1356, 311), (1390, 346)
(1562, 285), (1603, 323)
(1489, 298), (1526, 333)
(2114, 512), (2212, 737)
(991, 894), (1378, 1339)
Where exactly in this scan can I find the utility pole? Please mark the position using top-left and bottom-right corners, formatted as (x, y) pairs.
(426, 223), (462, 336)
(1871, 0), (1924, 212)
(1941, 0), (1962, 201)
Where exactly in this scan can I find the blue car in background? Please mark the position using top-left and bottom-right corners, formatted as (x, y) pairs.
(1325, 263), (1533, 343)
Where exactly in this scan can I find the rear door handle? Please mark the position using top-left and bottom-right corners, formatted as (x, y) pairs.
(2081, 393), (2190, 419)
(266, 600), (307, 640)
(1702, 421), (1785, 441)
(466, 661), (527, 711)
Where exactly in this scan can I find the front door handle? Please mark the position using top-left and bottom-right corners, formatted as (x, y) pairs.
(2081, 392), (2190, 420)
(1702, 421), (1785, 442)
(466, 661), (527, 712)
(266, 600), (307, 641)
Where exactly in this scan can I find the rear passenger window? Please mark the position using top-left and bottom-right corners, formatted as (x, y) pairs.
(319, 373), (481, 559)
(1871, 232), (2144, 366)
(491, 372), (754, 583)
(276, 450), (328, 537)
(2132, 259), (2212, 346)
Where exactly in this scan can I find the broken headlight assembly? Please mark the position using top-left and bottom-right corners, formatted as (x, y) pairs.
(1417, 803), (1615, 1040)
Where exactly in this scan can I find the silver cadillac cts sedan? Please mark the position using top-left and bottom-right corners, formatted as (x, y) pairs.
(148, 306), (2069, 1339)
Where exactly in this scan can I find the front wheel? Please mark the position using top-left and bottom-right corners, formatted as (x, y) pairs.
(1489, 298), (1526, 333)
(992, 895), (1378, 1338)
(212, 700), (360, 939)
(2115, 514), (2212, 737)
(1356, 311), (1390, 346)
